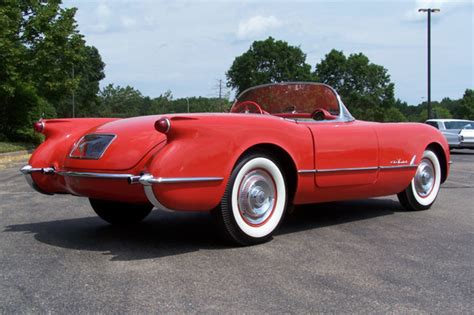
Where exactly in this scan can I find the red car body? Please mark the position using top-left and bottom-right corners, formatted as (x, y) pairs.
(21, 83), (450, 245)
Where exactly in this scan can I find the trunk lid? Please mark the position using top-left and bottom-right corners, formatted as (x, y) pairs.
(63, 115), (166, 171)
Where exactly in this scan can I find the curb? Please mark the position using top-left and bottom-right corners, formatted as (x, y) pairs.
(0, 149), (34, 158)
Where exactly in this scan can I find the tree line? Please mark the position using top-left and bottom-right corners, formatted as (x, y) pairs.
(1, 2), (472, 144)
(226, 37), (473, 123)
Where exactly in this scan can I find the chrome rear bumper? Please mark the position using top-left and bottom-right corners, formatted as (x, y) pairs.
(20, 165), (223, 210)
(19, 165), (54, 195)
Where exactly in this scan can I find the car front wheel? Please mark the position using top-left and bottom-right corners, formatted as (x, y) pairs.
(216, 153), (288, 245)
(89, 198), (153, 225)
(397, 149), (441, 211)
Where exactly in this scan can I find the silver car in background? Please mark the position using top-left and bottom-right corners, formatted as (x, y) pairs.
(425, 119), (474, 150)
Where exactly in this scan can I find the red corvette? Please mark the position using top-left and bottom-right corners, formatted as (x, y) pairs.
(21, 82), (450, 245)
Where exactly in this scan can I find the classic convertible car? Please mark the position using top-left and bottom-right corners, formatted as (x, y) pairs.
(21, 82), (450, 245)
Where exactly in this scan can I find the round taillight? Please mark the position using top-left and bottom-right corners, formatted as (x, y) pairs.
(33, 120), (44, 133)
(155, 118), (171, 134)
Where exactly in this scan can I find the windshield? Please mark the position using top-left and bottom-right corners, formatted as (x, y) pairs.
(444, 121), (474, 130)
(233, 83), (340, 117)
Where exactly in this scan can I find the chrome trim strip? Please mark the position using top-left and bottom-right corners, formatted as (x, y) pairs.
(21, 165), (224, 184)
(139, 174), (223, 185)
(298, 169), (317, 174)
(139, 173), (223, 212)
(57, 171), (134, 180)
(448, 161), (453, 165)
(159, 177), (224, 183)
(316, 166), (379, 173)
(298, 164), (419, 174)
(379, 165), (418, 170)
(143, 185), (175, 212)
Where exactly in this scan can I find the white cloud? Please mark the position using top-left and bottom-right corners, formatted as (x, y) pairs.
(64, 0), (473, 104)
(237, 15), (282, 39)
(120, 16), (137, 29)
(96, 2), (111, 19)
(89, 1), (111, 33)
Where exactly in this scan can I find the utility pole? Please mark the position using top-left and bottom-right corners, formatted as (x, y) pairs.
(418, 8), (440, 120)
(186, 97), (190, 113)
(72, 64), (75, 118)
(218, 79), (222, 99)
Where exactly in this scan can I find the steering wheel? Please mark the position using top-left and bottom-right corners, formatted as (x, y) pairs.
(231, 101), (264, 114)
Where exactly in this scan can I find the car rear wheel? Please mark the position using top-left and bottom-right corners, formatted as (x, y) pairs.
(216, 153), (288, 245)
(397, 149), (441, 211)
(89, 198), (153, 225)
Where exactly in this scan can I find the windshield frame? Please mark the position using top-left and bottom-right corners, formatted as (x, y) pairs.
(232, 82), (354, 123)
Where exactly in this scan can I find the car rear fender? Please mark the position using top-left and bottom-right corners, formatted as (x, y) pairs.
(145, 115), (314, 211)
(28, 118), (119, 193)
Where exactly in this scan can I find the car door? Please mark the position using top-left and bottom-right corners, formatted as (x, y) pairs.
(441, 121), (462, 147)
(305, 120), (379, 187)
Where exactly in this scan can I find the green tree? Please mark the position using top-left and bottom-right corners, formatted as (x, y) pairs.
(314, 49), (396, 121)
(98, 84), (144, 117)
(384, 107), (407, 122)
(57, 46), (105, 117)
(0, 0), (104, 141)
(457, 89), (474, 119)
(148, 90), (173, 115)
(226, 37), (313, 94)
(169, 97), (231, 113)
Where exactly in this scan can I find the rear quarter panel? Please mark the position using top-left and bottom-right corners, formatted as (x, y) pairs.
(147, 114), (314, 211)
(29, 118), (119, 194)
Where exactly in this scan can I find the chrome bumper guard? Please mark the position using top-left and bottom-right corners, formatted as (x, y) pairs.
(20, 165), (223, 210)
(19, 165), (54, 195)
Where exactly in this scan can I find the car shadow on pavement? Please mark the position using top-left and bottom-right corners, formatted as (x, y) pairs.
(279, 198), (402, 236)
(4, 198), (402, 261)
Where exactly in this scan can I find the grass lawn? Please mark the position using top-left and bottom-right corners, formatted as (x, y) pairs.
(0, 142), (36, 154)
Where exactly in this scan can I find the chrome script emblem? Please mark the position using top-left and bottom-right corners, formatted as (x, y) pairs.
(390, 158), (408, 165)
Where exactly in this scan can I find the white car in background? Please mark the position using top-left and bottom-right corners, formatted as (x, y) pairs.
(459, 128), (474, 148)
(425, 119), (474, 150)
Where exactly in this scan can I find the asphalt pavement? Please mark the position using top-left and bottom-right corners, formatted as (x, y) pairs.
(0, 151), (472, 313)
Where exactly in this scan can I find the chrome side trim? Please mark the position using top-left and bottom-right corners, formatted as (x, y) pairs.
(143, 185), (175, 212)
(298, 164), (419, 174)
(298, 169), (317, 174)
(158, 177), (224, 183)
(379, 165), (418, 170)
(57, 171), (135, 180)
(317, 166), (379, 173)
(21, 165), (224, 184)
(448, 160), (453, 165)
(139, 174), (223, 185)
(139, 173), (223, 211)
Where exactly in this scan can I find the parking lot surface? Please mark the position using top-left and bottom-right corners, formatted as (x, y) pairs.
(0, 151), (472, 313)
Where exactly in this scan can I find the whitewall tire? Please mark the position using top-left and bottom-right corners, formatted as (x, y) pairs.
(216, 153), (288, 245)
(397, 149), (442, 211)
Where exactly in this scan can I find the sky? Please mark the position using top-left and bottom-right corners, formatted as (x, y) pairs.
(63, 0), (473, 105)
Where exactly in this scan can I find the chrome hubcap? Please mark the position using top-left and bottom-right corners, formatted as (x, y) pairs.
(414, 159), (435, 197)
(238, 169), (276, 225)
